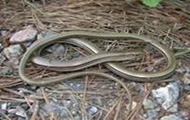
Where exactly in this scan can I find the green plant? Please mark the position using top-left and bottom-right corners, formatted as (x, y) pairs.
(142, 0), (162, 7)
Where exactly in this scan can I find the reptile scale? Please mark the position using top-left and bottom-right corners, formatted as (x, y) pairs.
(19, 31), (177, 115)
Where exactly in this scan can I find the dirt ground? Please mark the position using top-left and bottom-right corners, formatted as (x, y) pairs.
(0, 0), (190, 120)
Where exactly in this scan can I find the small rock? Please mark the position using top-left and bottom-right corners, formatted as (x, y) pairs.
(1, 103), (7, 110)
(180, 110), (190, 119)
(176, 66), (190, 84)
(131, 101), (137, 110)
(38, 31), (65, 57)
(0, 43), (3, 52)
(160, 114), (183, 120)
(176, 66), (187, 74)
(182, 75), (190, 84)
(127, 101), (137, 110)
(10, 27), (37, 43)
(8, 106), (26, 118)
(8, 109), (17, 114)
(183, 84), (190, 92)
(3, 44), (23, 68)
(71, 109), (78, 115)
(18, 117), (26, 120)
(185, 42), (190, 46)
(136, 84), (144, 97)
(46, 43), (65, 57)
(0, 30), (9, 36)
(37, 31), (58, 40)
(151, 81), (181, 112)
(31, 86), (37, 90)
(153, 20), (159, 25)
(72, 52), (81, 59)
(145, 109), (159, 120)
(180, 94), (190, 109)
(107, 99), (116, 106)
(63, 81), (83, 91)
(74, 115), (82, 120)
(23, 41), (33, 47)
(143, 99), (158, 109)
(15, 106), (27, 117)
(168, 104), (178, 113)
(41, 102), (69, 117)
(94, 97), (103, 107)
(6, 57), (20, 68)
(63, 100), (72, 108)
(0, 54), (6, 65)
(3, 44), (23, 59)
(87, 106), (98, 115)
(0, 66), (13, 75)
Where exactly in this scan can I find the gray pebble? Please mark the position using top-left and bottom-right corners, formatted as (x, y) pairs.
(10, 27), (37, 43)
(3, 44), (23, 59)
(74, 115), (82, 120)
(0, 66), (13, 75)
(0, 43), (3, 52)
(151, 81), (180, 112)
(46, 43), (65, 57)
(63, 81), (84, 91)
(183, 84), (190, 92)
(87, 106), (98, 115)
(160, 114), (184, 120)
(37, 31), (57, 40)
(143, 99), (158, 109)
(0, 53), (6, 65)
(145, 109), (159, 120)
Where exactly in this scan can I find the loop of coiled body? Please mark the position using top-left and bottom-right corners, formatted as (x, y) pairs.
(19, 31), (176, 85)
(19, 31), (177, 117)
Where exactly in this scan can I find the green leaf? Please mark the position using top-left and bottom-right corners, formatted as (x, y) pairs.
(142, 0), (162, 7)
